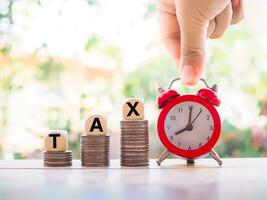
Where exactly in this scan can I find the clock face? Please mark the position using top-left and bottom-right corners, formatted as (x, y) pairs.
(158, 94), (221, 159)
(164, 101), (214, 151)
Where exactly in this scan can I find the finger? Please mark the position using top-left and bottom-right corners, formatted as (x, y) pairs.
(231, 0), (244, 24)
(210, 3), (232, 39)
(175, 1), (208, 85)
(158, 2), (181, 61)
(158, 0), (176, 14)
(207, 19), (216, 38)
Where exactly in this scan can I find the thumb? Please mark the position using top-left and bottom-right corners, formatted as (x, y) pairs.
(176, 1), (208, 85)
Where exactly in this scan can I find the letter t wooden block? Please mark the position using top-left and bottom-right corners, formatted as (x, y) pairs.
(44, 130), (68, 152)
(122, 98), (144, 120)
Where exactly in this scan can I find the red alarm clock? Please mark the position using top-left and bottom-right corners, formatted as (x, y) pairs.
(156, 78), (223, 166)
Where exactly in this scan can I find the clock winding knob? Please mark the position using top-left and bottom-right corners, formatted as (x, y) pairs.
(211, 84), (218, 92)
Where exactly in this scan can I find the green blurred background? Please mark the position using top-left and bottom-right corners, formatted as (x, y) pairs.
(0, 0), (266, 159)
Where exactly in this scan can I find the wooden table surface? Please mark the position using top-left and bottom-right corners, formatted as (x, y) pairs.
(0, 158), (266, 200)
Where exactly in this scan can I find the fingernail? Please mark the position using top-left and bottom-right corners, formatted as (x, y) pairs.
(180, 65), (196, 84)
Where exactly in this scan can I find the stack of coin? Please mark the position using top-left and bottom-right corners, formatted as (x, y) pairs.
(80, 135), (110, 167)
(43, 151), (72, 167)
(120, 120), (149, 166)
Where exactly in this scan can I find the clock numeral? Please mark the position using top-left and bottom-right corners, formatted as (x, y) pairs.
(188, 146), (191, 150)
(178, 107), (183, 113)
(170, 136), (173, 141)
(207, 114), (210, 120)
(207, 136), (210, 141)
(167, 125), (171, 130)
(209, 125), (214, 131)
(199, 107), (203, 112)
(188, 105), (193, 109)
(170, 115), (176, 121)
(178, 142), (181, 147)
(199, 143), (202, 147)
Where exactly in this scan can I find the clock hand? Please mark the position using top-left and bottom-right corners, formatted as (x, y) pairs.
(175, 127), (188, 135)
(188, 105), (193, 124)
(175, 123), (193, 135)
(175, 107), (199, 136)
(190, 109), (203, 125)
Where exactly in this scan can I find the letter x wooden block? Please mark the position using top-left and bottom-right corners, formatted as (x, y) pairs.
(122, 98), (144, 120)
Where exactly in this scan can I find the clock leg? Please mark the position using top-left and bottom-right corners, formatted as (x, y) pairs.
(157, 149), (171, 165)
(187, 159), (195, 165)
(209, 149), (223, 166)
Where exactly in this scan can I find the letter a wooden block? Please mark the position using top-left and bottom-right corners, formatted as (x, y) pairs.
(122, 98), (144, 120)
(85, 115), (107, 135)
(44, 130), (68, 152)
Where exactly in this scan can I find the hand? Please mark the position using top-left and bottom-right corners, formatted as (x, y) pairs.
(157, 0), (244, 85)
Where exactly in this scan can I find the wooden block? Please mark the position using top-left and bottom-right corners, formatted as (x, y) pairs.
(122, 98), (144, 120)
(85, 115), (107, 135)
(44, 130), (68, 152)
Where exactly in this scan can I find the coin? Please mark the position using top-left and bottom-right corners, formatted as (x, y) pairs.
(121, 159), (149, 162)
(120, 122), (148, 125)
(43, 151), (73, 167)
(121, 164), (149, 167)
(121, 138), (149, 142)
(120, 119), (149, 167)
(121, 148), (149, 152)
(121, 129), (149, 132)
(44, 151), (72, 155)
(44, 163), (72, 167)
(80, 135), (110, 167)
(43, 158), (72, 161)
